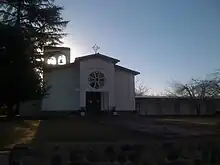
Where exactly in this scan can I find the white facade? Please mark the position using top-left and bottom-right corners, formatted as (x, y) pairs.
(42, 46), (139, 112)
(42, 66), (80, 111)
(79, 58), (115, 110)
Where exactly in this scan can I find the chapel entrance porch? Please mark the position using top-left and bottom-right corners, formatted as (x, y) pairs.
(85, 91), (109, 114)
(86, 92), (101, 114)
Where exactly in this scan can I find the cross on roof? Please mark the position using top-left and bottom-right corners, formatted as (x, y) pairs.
(92, 44), (100, 54)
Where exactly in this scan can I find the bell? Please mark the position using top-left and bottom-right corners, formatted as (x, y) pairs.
(59, 59), (63, 64)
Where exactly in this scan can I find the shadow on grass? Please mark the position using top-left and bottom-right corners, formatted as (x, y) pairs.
(0, 120), (40, 149)
(0, 116), (147, 150)
(33, 117), (148, 142)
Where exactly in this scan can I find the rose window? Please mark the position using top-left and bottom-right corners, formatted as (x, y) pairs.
(88, 71), (105, 89)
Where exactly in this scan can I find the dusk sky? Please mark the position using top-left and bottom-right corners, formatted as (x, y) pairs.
(56, 0), (220, 94)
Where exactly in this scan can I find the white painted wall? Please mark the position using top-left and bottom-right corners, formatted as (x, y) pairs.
(101, 92), (109, 110)
(137, 98), (219, 116)
(79, 58), (115, 109)
(137, 99), (192, 115)
(115, 69), (135, 111)
(42, 65), (80, 111)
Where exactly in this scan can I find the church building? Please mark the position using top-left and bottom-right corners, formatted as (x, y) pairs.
(42, 46), (140, 113)
(19, 46), (220, 116)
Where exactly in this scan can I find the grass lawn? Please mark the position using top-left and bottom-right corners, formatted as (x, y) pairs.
(0, 120), (40, 149)
(1, 116), (220, 149)
(157, 117), (220, 125)
(0, 117), (143, 149)
(155, 117), (220, 132)
(35, 117), (141, 142)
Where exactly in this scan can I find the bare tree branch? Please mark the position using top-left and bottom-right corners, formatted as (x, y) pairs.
(167, 78), (220, 99)
(166, 76), (220, 115)
(135, 79), (149, 96)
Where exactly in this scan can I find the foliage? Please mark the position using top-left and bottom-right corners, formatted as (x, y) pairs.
(0, 24), (45, 114)
(1, 0), (68, 48)
(0, 0), (68, 116)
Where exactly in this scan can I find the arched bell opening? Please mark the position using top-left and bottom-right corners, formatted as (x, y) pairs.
(47, 56), (57, 65)
(57, 55), (66, 65)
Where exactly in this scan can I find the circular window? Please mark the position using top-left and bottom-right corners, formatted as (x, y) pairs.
(88, 71), (105, 89)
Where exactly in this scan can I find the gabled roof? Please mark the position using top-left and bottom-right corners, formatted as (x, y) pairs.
(115, 65), (140, 75)
(74, 53), (120, 64)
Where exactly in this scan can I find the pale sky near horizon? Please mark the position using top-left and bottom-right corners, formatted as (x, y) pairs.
(56, 0), (220, 95)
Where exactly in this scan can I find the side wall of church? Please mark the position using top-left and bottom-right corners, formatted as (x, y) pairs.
(42, 65), (80, 111)
(115, 69), (136, 111)
(79, 58), (115, 109)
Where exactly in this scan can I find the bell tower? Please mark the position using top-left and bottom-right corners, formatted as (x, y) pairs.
(43, 46), (71, 66)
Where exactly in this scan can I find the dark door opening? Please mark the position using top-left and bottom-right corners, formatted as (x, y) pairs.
(86, 92), (101, 114)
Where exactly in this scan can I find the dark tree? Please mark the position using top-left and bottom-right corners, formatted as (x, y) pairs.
(0, 0), (68, 117)
(1, 0), (68, 48)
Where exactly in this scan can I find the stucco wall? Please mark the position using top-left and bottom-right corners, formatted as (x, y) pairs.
(115, 69), (135, 111)
(42, 65), (80, 111)
(79, 58), (115, 109)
